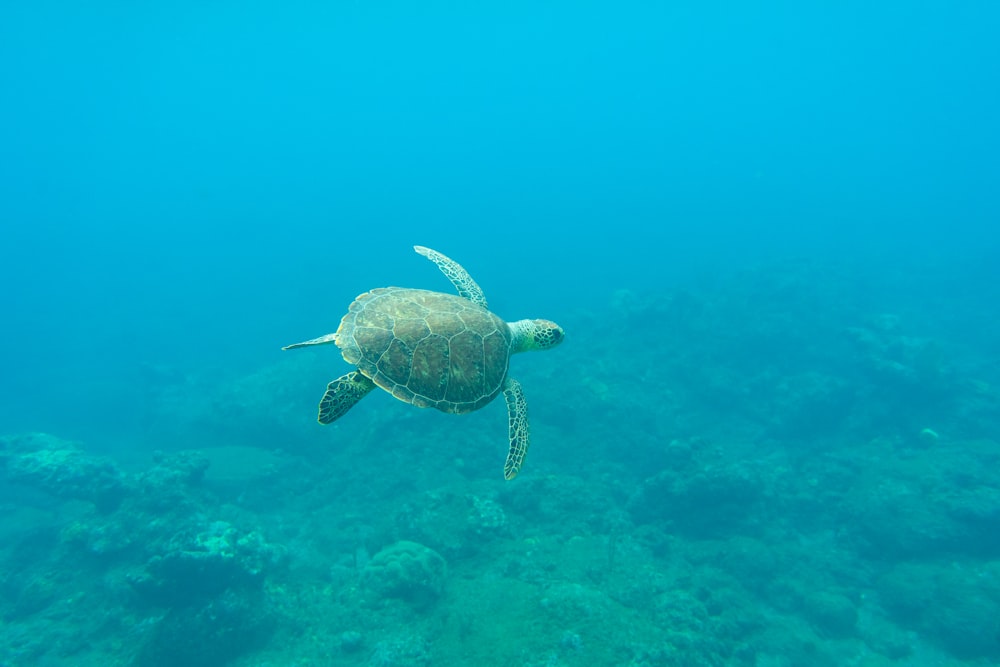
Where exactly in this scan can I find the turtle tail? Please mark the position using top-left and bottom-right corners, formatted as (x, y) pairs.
(282, 333), (339, 350)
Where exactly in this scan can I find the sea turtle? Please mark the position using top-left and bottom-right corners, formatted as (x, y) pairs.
(283, 245), (564, 479)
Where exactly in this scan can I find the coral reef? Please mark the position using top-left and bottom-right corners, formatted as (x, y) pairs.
(3, 260), (1000, 666)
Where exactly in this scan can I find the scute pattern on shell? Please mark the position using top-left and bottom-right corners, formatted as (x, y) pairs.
(336, 287), (512, 413)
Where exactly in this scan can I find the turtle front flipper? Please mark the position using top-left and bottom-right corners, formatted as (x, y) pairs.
(414, 245), (488, 308)
(502, 377), (529, 480)
(318, 371), (376, 424)
(282, 333), (338, 350)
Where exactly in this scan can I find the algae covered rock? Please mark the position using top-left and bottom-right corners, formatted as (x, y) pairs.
(130, 520), (284, 605)
(395, 490), (508, 558)
(627, 459), (765, 537)
(131, 449), (212, 513)
(877, 561), (1000, 660)
(132, 587), (273, 667)
(0, 432), (127, 511)
(362, 540), (446, 608)
(368, 634), (431, 667)
(798, 590), (858, 639)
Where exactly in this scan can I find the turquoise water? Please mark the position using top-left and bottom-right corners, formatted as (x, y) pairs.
(1, 2), (999, 665)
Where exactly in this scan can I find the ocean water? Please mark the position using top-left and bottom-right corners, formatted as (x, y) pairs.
(1, 2), (999, 665)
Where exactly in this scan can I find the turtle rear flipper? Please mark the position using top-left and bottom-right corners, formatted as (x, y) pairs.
(502, 378), (529, 480)
(318, 371), (376, 424)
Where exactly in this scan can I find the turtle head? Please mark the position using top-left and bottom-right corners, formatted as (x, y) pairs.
(509, 319), (565, 354)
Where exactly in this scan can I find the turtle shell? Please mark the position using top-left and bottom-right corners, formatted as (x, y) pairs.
(336, 287), (512, 413)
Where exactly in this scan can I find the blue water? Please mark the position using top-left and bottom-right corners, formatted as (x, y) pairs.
(1, 3), (999, 666)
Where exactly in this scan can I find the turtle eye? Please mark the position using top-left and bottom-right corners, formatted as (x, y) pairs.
(544, 328), (564, 347)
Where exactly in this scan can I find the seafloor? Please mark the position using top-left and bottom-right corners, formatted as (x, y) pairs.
(2, 259), (999, 666)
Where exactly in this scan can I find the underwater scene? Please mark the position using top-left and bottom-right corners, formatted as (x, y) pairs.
(1, 2), (999, 666)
